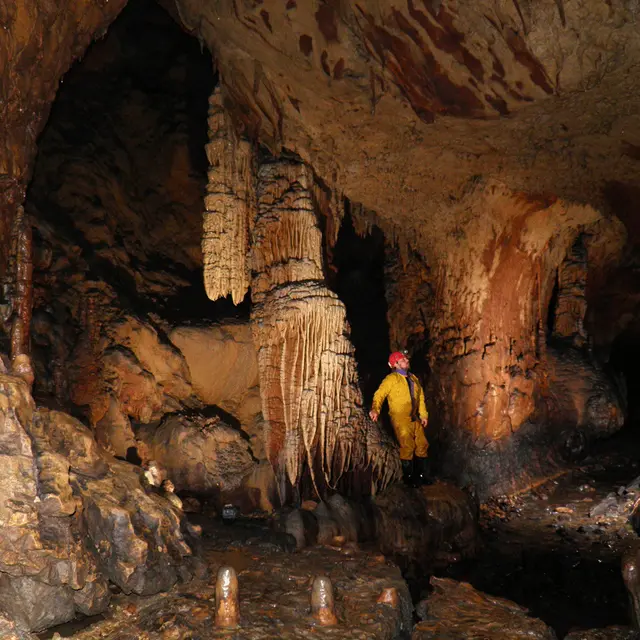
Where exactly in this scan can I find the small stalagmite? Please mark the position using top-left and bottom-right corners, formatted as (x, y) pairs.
(310, 575), (338, 626)
(214, 566), (240, 628)
(377, 587), (400, 608)
(202, 85), (256, 305)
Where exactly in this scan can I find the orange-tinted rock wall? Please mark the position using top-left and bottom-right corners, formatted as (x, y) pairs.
(1, 0), (128, 280)
(378, 183), (626, 496)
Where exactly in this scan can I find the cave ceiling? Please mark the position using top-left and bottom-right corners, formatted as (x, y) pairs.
(166, 0), (640, 256)
(2, 0), (639, 263)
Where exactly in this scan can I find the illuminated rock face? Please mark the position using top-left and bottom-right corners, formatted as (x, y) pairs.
(0, 374), (196, 632)
(382, 185), (626, 497)
(250, 159), (399, 496)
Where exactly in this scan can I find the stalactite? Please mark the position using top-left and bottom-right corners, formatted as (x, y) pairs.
(313, 181), (344, 275)
(9, 206), (33, 362)
(251, 159), (399, 495)
(553, 234), (588, 346)
(202, 86), (256, 305)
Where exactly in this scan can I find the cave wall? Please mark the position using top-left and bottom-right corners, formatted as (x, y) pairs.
(374, 183), (626, 495)
(1, 0), (129, 282)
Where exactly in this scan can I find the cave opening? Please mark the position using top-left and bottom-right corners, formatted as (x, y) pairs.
(331, 208), (390, 403)
(26, 0), (234, 330)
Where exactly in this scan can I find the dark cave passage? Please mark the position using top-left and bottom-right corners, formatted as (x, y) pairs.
(331, 210), (390, 403)
(27, 0), (224, 327)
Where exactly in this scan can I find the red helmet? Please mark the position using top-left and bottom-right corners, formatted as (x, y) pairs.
(388, 351), (406, 367)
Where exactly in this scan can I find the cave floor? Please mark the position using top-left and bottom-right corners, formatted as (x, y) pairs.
(38, 516), (410, 640)
(37, 430), (640, 640)
(439, 429), (640, 638)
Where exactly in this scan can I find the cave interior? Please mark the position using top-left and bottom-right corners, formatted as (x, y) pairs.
(3, 0), (640, 638)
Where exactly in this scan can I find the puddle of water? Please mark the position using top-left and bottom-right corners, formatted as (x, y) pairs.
(205, 548), (254, 574)
(36, 614), (105, 639)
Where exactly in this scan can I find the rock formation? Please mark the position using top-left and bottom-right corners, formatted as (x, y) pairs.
(250, 158), (399, 496)
(202, 87), (255, 305)
(0, 0), (639, 577)
(138, 411), (255, 493)
(379, 185), (626, 495)
(0, 371), (197, 632)
(414, 577), (557, 639)
(275, 483), (479, 567)
(3, 0), (640, 634)
(201, 86), (399, 497)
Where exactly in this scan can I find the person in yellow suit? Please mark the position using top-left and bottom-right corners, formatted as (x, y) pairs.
(369, 351), (430, 486)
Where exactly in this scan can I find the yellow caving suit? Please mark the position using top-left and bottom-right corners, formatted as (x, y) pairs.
(371, 372), (429, 461)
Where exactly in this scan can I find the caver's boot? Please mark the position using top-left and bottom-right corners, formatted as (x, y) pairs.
(401, 459), (415, 487)
(414, 456), (432, 486)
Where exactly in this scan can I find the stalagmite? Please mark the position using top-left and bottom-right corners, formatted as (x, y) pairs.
(377, 587), (400, 608)
(202, 86), (256, 304)
(214, 566), (240, 628)
(251, 159), (399, 495)
(310, 575), (338, 626)
(8, 206), (33, 363)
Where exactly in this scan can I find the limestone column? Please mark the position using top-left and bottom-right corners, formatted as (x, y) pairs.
(379, 183), (626, 498)
(250, 159), (398, 495)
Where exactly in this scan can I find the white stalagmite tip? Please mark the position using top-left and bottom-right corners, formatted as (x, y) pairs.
(215, 566), (240, 628)
(310, 575), (338, 626)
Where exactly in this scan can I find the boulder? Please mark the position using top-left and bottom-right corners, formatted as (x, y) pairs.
(138, 411), (255, 493)
(413, 577), (557, 639)
(0, 611), (37, 640)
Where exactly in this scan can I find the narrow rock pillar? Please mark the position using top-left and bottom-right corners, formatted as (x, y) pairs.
(202, 86), (255, 304)
(310, 575), (338, 625)
(215, 566), (240, 628)
(8, 206), (34, 385)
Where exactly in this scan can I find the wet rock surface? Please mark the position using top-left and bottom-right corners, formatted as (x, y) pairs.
(564, 628), (639, 639)
(41, 516), (412, 639)
(441, 430), (640, 637)
(413, 576), (557, 639)
(272, 482), (479, 567)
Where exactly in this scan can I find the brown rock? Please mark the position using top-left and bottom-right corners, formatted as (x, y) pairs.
(377, 587), (400, 608)
(139, 412), (255, 493)
(413, 577), (556, 639)
(31, 410), (108, 478)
